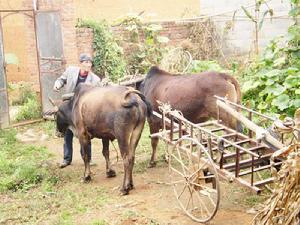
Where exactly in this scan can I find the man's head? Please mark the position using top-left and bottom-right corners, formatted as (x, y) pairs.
(79, 53), (93, 73)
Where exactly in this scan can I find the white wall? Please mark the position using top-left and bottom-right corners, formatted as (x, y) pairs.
(200, 0), (293, 56)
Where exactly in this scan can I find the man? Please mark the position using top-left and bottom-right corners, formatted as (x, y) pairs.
(53, 53), (101, 168)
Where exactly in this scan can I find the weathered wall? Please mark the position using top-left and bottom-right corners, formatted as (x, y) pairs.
(1, 0), (200, 86)
(200, 0), (293, 56)
(1, 0), (294, 88)
(76, 20), (196, 59)
(1, 0), (77, 91)
(76, 27), (94, 56)
(2, 13), (31, 83)
(74, 0), (200, 22)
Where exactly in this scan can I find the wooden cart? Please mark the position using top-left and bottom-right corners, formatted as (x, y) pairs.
(150, 96), (299, 223)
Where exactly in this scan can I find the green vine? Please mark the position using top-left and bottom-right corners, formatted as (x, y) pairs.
(114, 15), (169, 75)
(76, 19), (126, 82)
(241, 0), (300, 117)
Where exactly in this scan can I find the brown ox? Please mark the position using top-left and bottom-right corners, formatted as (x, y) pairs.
(52, 84), (152, 195)
(139, 66), (242, 167)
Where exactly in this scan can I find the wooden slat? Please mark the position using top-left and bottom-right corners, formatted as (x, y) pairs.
(253, 177), (275, 187)
(247, 145), (267, 151)
(223, 153), (273, 170)
(217, 168), (262, 194)
(239, 162), (282, 176)
(223, 145), (267, 159)
(210, 127), (225, 132)
(212, 139), (252, 152)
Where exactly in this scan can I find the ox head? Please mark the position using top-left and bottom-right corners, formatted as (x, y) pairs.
(44, 96), (74, 137)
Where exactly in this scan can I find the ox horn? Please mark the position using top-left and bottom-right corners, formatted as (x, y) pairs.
(49, 97), (56, 106)
(43, 106), (59, 116)
(44, 96), (59, 116)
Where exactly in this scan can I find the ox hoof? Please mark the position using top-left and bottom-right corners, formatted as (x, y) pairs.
(83, 175), (92, 183)
(148, 161), (157, 168)
(129, 183), (135, 190)
(106, 170), (116, 178)
(120, 188), (130, 195)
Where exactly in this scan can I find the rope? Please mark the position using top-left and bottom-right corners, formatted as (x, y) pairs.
(110, 140), (119, 164)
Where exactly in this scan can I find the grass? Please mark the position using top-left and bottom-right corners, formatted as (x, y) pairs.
(0, 128), (54, 192)
(133, 123), (168, 173)
(8, 81), (42, 122)
(15, 95), (41, 121)
(89, 219), (108, 225)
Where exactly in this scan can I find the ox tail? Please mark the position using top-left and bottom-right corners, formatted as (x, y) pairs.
(219, 73), (242, 105)
(122, 88), (152, 118)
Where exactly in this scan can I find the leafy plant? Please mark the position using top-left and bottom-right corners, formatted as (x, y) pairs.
(15, 93), (41, 121)
(115, 14), (169, 75)
(8, 82), (36, 106)
(241, 0), (274, 54)
(187, 60), (229, 73)
(241, 0), (300, 117)
(77, 19), (126, 82)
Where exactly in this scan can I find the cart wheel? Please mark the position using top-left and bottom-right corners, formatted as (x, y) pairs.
(168, 136), (220, 223)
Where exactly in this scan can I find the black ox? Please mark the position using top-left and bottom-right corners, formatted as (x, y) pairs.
(49, 84), (152, 195)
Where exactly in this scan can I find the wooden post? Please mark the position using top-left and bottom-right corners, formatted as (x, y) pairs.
(248, 112), (253, 138)
(235, 148), (240, 178)
(216, 100), (284, 150)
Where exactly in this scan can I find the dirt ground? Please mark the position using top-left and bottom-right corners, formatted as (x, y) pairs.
(42, 136), (256, 225)
(1, 125), (263, 225)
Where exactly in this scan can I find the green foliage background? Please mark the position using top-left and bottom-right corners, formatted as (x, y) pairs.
(77, 19), (126, 82)
(241, 0), (300, 117)
(77, 1), (300, 117)
(114, 15), (169, 75)
(77, 16), (168, 81)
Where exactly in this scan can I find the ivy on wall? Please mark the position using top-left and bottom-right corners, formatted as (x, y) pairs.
(76, 19), (126, 82)
(114, 15), (169, 75)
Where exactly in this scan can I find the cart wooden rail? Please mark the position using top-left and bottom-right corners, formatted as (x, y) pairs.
(149, 96), (299, 223)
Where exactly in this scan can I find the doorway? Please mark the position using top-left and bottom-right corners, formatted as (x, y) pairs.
(0, 9), (64, 128)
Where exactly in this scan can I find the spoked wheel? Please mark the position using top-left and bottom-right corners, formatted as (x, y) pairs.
(168, 137), (220, 223)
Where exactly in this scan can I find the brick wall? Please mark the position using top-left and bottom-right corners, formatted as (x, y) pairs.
(110, 21), (192, 46)
(76, 19), (218, 62)
(3, 0), (78, 92)
(76, 28), (94, 56)
(74, 0), (200, 22)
